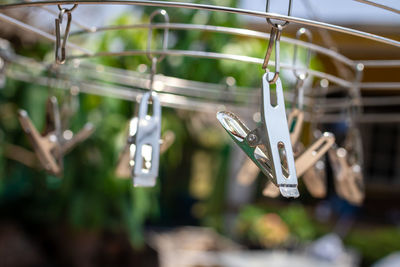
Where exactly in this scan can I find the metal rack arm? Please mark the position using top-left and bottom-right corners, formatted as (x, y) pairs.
(1, 0), (399, 47)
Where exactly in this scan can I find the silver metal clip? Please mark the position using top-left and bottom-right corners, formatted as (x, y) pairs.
(130, 91), (162, 187)
(217, 72), (298, 198)
(55, 4), (77, 64)
(115, 127), (174, 179)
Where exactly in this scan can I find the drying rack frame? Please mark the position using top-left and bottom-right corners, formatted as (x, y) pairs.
(0, 0), (399, 123)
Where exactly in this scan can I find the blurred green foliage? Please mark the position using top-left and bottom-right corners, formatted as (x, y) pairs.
(236, 204), (318, 247)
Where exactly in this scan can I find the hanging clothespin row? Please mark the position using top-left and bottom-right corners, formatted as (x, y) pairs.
(55, 4), (77, 64)
(218, 2), (299, 198)
(119, 9), (169, 187)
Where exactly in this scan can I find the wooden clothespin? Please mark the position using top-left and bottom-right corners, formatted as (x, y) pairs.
(18, 96), (94, 177)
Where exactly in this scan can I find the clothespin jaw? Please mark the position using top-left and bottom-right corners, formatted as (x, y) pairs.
(288, 108), (304, 148)
(217, 72), (299, 198)
(328, 147), (365, 205)
(60, 123), (95, 155)
(302, 160), (327, 198)
(17, 101), (62, 177)
(217, 111), (274, 181)
(131, 91), (161, 187)
(295, 132), (335, 177)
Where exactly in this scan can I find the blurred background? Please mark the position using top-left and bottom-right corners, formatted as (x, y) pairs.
(0, 0), (399, 266)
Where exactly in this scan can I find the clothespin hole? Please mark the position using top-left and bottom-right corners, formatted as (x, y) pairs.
(138, 64), (147, 73)
(141, 144), (153, 172)
(252, 112), (261, 123)
(269, 82), (278, 107)
(63, 130), (73, 141)
(277, 142), (290, 179)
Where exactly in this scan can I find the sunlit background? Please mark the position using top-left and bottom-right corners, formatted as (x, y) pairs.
(0, 0), (400, 267)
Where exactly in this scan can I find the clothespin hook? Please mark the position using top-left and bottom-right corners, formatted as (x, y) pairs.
(146, 9), (169, 98)
(265, 0), (292, 28)
(147, 9), (169, 63)
(55, 4), (77, 64)
(292, 28), (312, 110)
(262, 24), (282, 84)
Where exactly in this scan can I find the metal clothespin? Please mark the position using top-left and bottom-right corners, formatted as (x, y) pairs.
(55, 4), (77, 64)
(121, 9), (168, 187)
(217, 73), (299, 198)
(219, 10), (298, 198)
(130, 91), (162, 187)
(115, 127), (175, 178)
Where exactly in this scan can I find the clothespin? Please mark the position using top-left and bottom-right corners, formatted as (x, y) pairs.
(219, 15), (298, 198)
(289, 28), (333, 198)
(261, 132), (335, 198)
(328, 63), (365, 205)
(217, 72), (299, 198)
(115, 126), (175, 178)
(120, 9), (168, 187)
(288, 108), (304, 148)
(18, 96), (94, 177)
(129, 92), (162, 187)
(328, 146), (364, 205)
(18, 97), (62, 176)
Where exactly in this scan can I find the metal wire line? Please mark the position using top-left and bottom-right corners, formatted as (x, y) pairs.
(353, 0), (400, 15)
(0, 12), (353, 88)
(69, 22), (356, 67)
(1, 0), (400, 48)
(7, 53), (400, 109)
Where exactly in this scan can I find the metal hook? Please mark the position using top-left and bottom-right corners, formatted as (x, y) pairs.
(262, 24), (282, 84)
(55, 5), (77, 64)
(293, 28), (312, 81)
(148, 56), (157, 96)
(292, 28), (312, 109)
(147, 9), (169, 63)
(265, 0), (292, 28)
